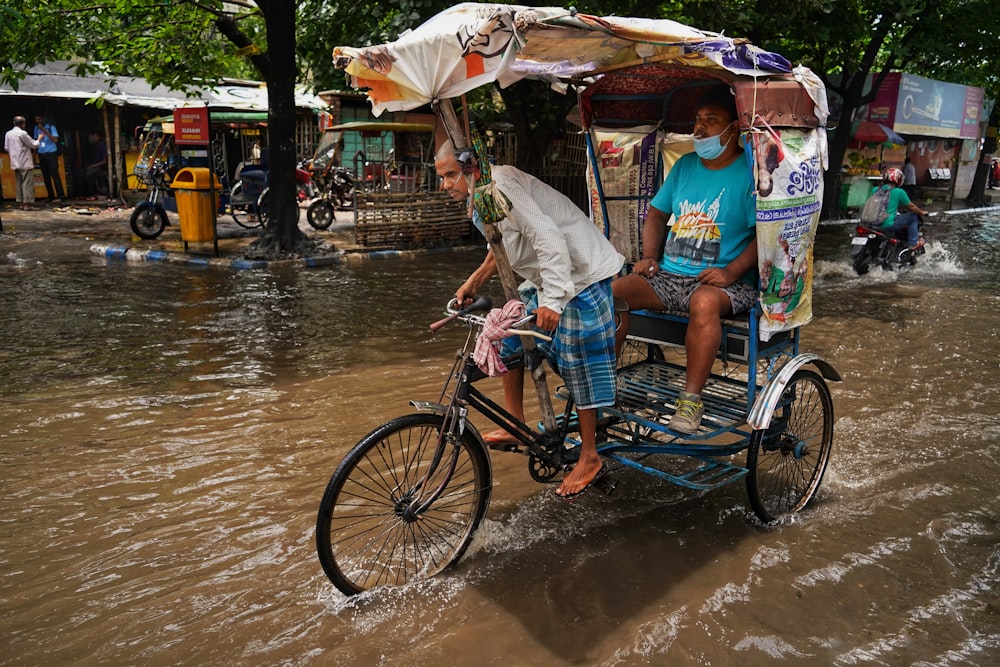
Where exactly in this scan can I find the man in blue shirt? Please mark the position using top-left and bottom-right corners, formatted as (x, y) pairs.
(33, 115), (65, 203)
(612, 86), (758, 433)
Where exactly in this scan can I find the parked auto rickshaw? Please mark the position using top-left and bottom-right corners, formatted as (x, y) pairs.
(305, 121), (435, 229)
(128, 111), (270, 237)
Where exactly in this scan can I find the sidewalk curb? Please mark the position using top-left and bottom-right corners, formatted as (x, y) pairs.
(88, 243), (483, 269)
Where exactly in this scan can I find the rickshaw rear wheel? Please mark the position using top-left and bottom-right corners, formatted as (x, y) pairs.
(617, 339), (666, 368)
(307, 200), (335, 230)
(257, 187), (301, 228)
(746, 369), (833, 523)
(129, 203), (167, 240)
(229, 182), (262, 229)
(316, 413), (492, 596)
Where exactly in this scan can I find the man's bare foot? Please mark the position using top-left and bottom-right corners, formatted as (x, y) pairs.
(481, 428), (521, 445)
(554, 456), (604, 500)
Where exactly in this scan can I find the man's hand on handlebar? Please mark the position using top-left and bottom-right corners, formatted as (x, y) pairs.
(454, 284), (480, 308)
(533, 306), (560, 332)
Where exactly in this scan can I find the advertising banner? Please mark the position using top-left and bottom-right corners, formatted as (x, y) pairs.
(894, 74), (982, 138)
(859, 73), (983, 139)
(751, 128), (825, 339)
(587, 126), (659, 264)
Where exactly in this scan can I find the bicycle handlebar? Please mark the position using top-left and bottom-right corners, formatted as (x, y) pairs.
(429, 296), (493, 332)
(428, 297), (553, 342)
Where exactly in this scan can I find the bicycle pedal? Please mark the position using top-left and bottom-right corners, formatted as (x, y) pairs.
(593, 472), (618, 496)
(486, 441), (522, 453)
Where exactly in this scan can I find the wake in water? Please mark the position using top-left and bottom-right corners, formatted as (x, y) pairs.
(813, 238), (964, 286)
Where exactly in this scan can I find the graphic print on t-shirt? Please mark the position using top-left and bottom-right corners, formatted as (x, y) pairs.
(663, 190), (725, 266)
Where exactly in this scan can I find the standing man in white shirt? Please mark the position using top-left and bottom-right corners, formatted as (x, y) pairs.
(902, 156), (917, 200)
(4, 116), (40, 210)
(436, 140), (625, 500)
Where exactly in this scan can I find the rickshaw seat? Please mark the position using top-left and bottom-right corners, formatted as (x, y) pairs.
(239, 169), (267, 198)
(627, 308), (788, 364)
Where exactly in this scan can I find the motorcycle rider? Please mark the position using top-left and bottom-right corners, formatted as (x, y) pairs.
(870, 167), (928, 251)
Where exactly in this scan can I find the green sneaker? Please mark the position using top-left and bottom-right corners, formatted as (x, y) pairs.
(670, 391), (704, 433)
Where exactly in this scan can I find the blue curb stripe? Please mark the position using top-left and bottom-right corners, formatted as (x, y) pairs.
(231, 259), (268, 270)
(89, 242), (482, 269)
(303, 256), (342, 267)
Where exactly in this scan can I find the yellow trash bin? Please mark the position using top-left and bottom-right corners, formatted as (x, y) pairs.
(172, 167), (222, 242)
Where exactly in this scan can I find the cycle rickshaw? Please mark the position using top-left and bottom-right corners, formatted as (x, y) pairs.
(318, 4), (840, 596)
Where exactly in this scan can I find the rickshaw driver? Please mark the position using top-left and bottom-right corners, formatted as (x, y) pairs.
(612, 85), (758, 433)
(435, 141), (625, 500)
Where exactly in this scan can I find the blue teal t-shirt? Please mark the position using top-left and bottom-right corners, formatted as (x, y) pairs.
(868, 184), (911, 228)
(649, 152), (756, 276)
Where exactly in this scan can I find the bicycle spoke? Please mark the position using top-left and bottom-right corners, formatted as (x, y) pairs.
(317, 413), (491, 595)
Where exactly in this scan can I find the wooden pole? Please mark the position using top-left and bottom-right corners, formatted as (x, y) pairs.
(102, 106), (114, 199)
(113, 107), (124, 203)
(433, 100), (557, 433)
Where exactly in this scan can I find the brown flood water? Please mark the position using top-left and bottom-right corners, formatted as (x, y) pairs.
(2, 209), (1000, 666)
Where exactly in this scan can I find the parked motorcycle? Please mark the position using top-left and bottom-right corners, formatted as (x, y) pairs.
(850, 220), (926, 275)
(129, 161), (172, 239)
(296, 159), (317, 201)
(306, 166), (356, 231)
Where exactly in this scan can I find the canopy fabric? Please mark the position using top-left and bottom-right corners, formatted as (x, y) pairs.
(332, 3), (793, 116)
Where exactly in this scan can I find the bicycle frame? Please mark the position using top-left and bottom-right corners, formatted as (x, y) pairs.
(411, 308), (579, 496)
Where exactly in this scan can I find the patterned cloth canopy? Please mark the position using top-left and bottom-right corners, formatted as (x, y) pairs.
(332, 3), (793, 116)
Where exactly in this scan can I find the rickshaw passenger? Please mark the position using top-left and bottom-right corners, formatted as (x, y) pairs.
(612, 85), (758, 433)
(436, 141), (625, 501)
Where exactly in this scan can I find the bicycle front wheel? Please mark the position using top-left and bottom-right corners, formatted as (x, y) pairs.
(316, 413), (492, 596)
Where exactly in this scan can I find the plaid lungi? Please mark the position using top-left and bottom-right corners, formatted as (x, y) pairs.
(500, 278), (616, 409)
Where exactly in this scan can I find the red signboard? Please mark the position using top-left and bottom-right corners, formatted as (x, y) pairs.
(175, 106), (211, 145)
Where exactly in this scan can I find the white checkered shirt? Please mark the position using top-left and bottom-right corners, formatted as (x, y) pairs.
(489, 166), (624, 313)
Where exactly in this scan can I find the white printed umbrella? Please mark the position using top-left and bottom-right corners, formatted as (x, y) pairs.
(332, 2), (795, 115)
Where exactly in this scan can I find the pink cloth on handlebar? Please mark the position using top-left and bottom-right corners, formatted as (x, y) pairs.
(473, 299), (527, 377)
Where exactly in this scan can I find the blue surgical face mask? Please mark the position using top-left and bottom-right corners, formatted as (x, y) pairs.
(693, 123), (734, 160)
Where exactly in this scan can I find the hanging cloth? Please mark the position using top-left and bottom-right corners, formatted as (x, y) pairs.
(473, 299), (527, 376)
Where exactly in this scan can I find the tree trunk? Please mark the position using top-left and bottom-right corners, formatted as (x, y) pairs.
(262, 3), (303, 253)
(224, 2), (309, 258)
(965, 159), (990, 206)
